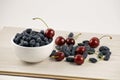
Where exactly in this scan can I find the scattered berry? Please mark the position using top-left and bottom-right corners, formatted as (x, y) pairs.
(49, 50), (56, 57)
(99, 46), (110, 52)
(82, 51), (88, 59)
(89, 37), (99, 48)
(75, 46), (86, 55)
(54, 51), (65, 61)
(74, 54), (84, 65)
(83, 40), (89, 46)
(87, 48), (95, 55)
(66, 57), (74, 62)
(89, 58), (97, 63)
(66, 37), (75, 45)
(68, 32), (74, 38)
(55, 36), (66, 46)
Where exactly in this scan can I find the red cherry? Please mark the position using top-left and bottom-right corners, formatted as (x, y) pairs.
(89, 37), (99, 48)
(74, 54), (84, 65)
(75, 46), (86, 55)
(66, 37), (75, 45)
(45, 28), (55, 38)
(55, 36), (66, 46)
(54, 51), (65, 61)
(89, 35), (112, 48)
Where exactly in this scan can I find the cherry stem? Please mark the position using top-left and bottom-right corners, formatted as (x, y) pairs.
(51, 56), (58, 59)
(33, 17), (49, 28)
(99, 35), (112, 40)
(74, 33), (82, 40)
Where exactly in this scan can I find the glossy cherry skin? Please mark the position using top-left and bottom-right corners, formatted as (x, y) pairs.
(66, 37), (75, 45)
(74, 54), (84, 65)
(55, 36), (66, 46)
(54, 51), (65, 61)
(45, 28), (55, 38)
(75, 46), (86, 55)
(89, 37), (99, 48)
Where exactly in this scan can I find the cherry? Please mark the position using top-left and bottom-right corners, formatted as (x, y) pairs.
(55, 36), (66, 46)
(66, 37), (75, 45)
(33, 17), (55, 38)
(89, 35), (112, 48)
(66, 33), (81, 45)
(45, 28), (55, 38)
(53, 51), (65, 61)
(89, 37), (99, 48)
(75, 46), (86, 55)
(74, 54), (84, 65)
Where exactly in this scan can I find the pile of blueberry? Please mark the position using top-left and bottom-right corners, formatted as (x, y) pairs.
(50, 32), (112, 65)
(98, 46), (111, 61)
(13, 28), (55, 47)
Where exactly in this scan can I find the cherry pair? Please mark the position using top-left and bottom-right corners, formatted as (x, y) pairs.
(55, 33), (81, 46)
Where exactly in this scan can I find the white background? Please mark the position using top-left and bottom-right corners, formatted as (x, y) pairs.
(0, 0), (120, 34)
(0, 0), (120, 80)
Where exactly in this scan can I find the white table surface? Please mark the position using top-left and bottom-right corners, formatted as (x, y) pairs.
(0, 0), (120, 80)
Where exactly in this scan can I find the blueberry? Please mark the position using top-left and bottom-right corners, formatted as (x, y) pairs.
(78, 43), (84, 46)
(13, 37), (20, 44)
(35, 43), (40, 47)
(40, 30), (44, 34)
(101, 50), (110, 55)
(85, 45), (90, 51)
(22, 31), (29, 37)
(22, 36), (27, 40)
(45, 41), (49, 45)
(29, 39), (36, 47)
(55, 46), (62, 50)
(66, 57), (74, 62)
(13, 35), (22, 44)
(25, 28), (32, 34)
(49, 50), (56, 57)
(41, 41), (46, 46)
(44, 37), (48, 42)
(31, 35), (39, 40)
(66, 47), (72, 55)
(15, 33), (20, 38)
(99, 46), (110, 52)
(19, 40), (28, 47)
(48, 38), (53, 43)
(98, 52), (104, 59)
(68, 45), (73, 51)
(61, 46), (70, 57)
(71, 46), (78, 56)
(31, 31), (38, 35)
(36, 37), (42, 43)
(87, 48), (95, 55)
(89, 58), (97, 63)
(83, 40), (89, 46)
(38, 33), (45, 40)
(83, 51), (88, 59)
(64, 51), (70, 57)
(104, 54), (110, 61)
(61, 45), (67, 51)
(68, 32), (74, 38)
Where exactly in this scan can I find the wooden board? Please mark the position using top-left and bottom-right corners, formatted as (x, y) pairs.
(0, 27), (120, 80)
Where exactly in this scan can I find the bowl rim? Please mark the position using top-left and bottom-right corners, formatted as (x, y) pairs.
(11, 36), (54, 49)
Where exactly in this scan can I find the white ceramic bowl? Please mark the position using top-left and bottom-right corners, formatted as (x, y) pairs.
(12, 38), (54, 63)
